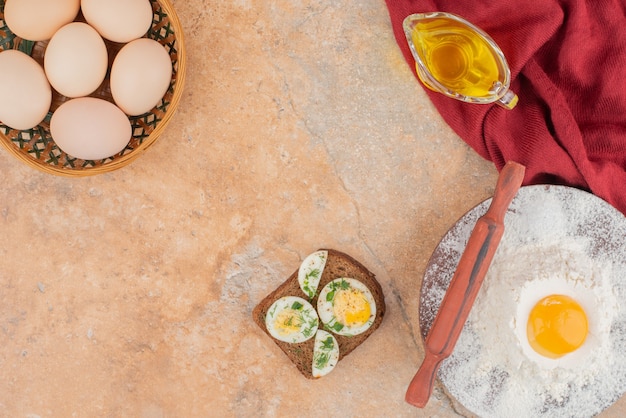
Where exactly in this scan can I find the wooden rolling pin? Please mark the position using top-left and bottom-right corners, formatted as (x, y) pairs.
(405, 161), (526, 408)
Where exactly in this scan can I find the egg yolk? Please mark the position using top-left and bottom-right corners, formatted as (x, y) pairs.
(526, 294), (588, 359)
(332, 288), (371, 327)
(274, 309), (302, 336)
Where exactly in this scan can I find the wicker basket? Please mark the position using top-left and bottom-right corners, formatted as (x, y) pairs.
(0, 0), (186, 176)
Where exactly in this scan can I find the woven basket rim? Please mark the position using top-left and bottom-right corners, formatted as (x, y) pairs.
(0, 0), (186, 177)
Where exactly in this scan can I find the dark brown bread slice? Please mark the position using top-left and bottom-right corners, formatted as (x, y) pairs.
(252, 248), (386, 379)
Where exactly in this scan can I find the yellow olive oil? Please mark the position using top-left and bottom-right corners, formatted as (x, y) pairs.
(410, 17), (502, 98)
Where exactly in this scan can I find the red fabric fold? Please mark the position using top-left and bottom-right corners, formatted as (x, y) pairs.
(385, 0), (626, 214)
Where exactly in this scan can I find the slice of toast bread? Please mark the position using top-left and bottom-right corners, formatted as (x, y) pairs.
(252, 248), (386, 379)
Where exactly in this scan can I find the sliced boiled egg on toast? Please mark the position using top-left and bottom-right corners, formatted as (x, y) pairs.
(298, 250), (328, 299)
(265, 296), (319, 343)
(312, 329), (340, 378)
(317, 278), (376, 336)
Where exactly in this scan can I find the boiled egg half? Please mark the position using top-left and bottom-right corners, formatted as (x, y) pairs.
(312, 330), (340, 378)
(265, 296), (319, 344)
(317, 278), (376, 336)
(297, 250), (327, 299)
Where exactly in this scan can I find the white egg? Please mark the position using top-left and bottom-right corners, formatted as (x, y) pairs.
(110, 38), (172, 116)
(0, 50), (51, 130)
(312, 330), (339, 378)
(50, 98), (132, 160)
(317, 278), (376, 336)
(265, 296), (319, 344)
(298, 250), (328, 299)
(44, 22), (108, 98)
(513, 276), (607, 370)
(81, 0), (153, 43)
(4, 0), (80, 41)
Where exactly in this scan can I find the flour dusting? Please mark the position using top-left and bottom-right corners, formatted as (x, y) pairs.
(420, 185), (626, 417)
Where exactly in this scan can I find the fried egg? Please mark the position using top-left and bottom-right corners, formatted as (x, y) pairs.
(317, 278), (376, 336)
(265, 296), (319, 344)
(312, 330), (340, 378)
(298, 250), (328, 299)
(513, 276), (602, 369)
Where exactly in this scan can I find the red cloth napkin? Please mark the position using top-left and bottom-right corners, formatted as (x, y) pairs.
(385, 0), (626, 214)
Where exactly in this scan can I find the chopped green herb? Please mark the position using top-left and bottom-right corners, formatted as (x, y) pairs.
(325, 320), (344, 333)
(321, 336), (334, 350)
(331, 322), (344, 332)
(326, 278), (352, 302)
(314, 351), (331, 369)
(302, 268), (322, 299)
(300, 311), (318, 338)
(291, 301), (304, 310)
(303, 283), (317, 300)
(307, 268), (321, 280)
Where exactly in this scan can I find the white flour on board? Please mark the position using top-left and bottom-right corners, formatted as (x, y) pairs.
(420, 185), (626, 417)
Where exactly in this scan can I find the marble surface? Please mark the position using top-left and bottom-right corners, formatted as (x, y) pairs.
(1, 0), (625, 417)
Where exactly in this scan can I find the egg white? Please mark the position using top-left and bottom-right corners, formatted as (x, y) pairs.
(312, 329), (340, 378)
(298, 250), (328, 299)
(317, 278), (376, 336)
(265, 296), (319, 344)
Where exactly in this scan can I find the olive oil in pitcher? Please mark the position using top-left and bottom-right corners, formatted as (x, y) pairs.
(403, 12), (518, 109)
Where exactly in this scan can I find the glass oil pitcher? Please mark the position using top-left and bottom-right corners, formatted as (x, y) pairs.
(403, 12), (518, 110)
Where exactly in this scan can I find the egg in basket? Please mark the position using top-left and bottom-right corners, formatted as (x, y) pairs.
(0, 0), (186, 176)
